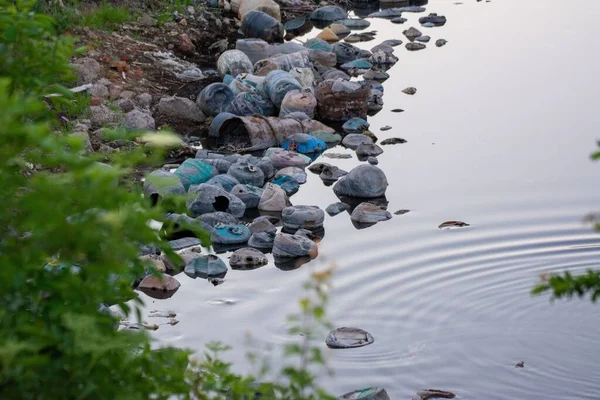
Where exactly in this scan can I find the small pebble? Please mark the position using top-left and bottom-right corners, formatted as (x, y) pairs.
(380, 125), (392, 131)
(394, 209), (410, 215)
(403, 87), (417, 95)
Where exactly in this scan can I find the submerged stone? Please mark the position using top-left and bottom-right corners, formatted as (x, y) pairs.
(351, 202), (392, 224)
(326, 202), (351, 216)
(333, 164), (388, 198)
(210, 224), (251, 245)
(342, 133), (373, 149)
(273, 232), (318, 258)
(229, 247), (268, 270)
(391, 16), (407, 24)
(282, 205), (325, 230)
(320, 165), (348, 183)
(368, 9), (402, 19)
(137, 274), (181, 299)
(184, 254), (228, 279)
(356, 143), (383, 157)
(338, 18), (371, 29)
(340, 387), (391, 400)
(325, 327), (374, 349)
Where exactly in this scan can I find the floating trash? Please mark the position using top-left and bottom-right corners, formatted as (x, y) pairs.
(406, 42), (427, 51)
(413, 389), (456, 399)
(394, 209), (411, 215)
(229, 247), (268, 270)
(272, 232), (318, 258)
(187, 184), (246, 218)
(143, 170), (186, 206)
(174, 159), (218, 191)
(258, 182), (292, 212)
(438, 221), (470, 229)
(325, 327), (374, 349)
(436, 39), (448, 47)
(217, 50), (253, 79)
(340, 387), (391, 400)
(326, 202), (351, 216)
(248, 231), (276, 249)
(282, 205), (325, 230)
(196, 83), (235, 117)
(333, 164), (388, 198)
(184, 254), (228, 279)
(351, 202), (392, 224)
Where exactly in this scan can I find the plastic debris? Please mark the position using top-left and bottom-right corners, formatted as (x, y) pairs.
(258, 182), (292, 212)
(217, 50), (253, 78)
(343, 117), (370, 133)
(351, 202), (392, 224)
(210, 223), (251, 245)
(316, 80), (370, 122)
(197, 83), (235, 117)
(230, 247), (268, 269)
(205, 174), (241, 192)
(282, 205), (325, 230)
(187, 183), (246, 217)
(184, 254), (228, 279)
(174, 159), (218, 190)
(340, 387), (391, 400)
(325, 327), (374, 348)
(282, 133), (326, 154)
(228, 162), (265, 186)
(356, 143), (383, 157)
(342, 133), (373, 149)
(241, 11), (284, 43)
(275, 166), (307, 184)
(231, 184), (263, 208)
(333, 164), (388, 198)
(248, 231), (276, 249)
(272, 232), (318, 258)
(280, 89), (317, 118)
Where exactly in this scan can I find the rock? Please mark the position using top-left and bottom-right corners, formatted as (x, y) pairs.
(124, 109), (155, 131)
(69, 131), (93, 154)
(356, 143), (383, 157)
(435, 39), (448, 47)
(415, 389), (456, 399)
(258, 182), (291, 212)
(419, 13), (447, 27)
(320, 165), (348, 183)
(438, 221), (470, 229)
(394, 209), (410, 215)
(137, 274), (180, 299)
(206, 174), (241, 192)
(248, 231), (276, 249)
(156, 96), (206, 122)
(340, 387), (390, 400)
(333, 164), (388, 198)
(404, 27), (423, 41)
(415, 35), (431, 43)
(367, 157), (378, 165)
(403, 87), (417, 95)
(310, 5), (346, 22)
(282, 205), (325, 230)
(323, 152), (352, 159)
(197, 212), (238, 228)
(210, 224), (251, 245)
(249, 216), (277, 234)
(187, 183), (246, 217)
(342, 134), (373, 150)
(380, 137), (407, 145)
(231, 184), (263, 208)
(308, 162), (331, 174)
(371, 44), (395, 54)
(343, 117), (370, 134)
(88, 84), (109, 99)
(329, 23), (351, 36)
(391, 17), (407, 24)
(73, 57), (100, 84)
(317, 28), (340, 42)
(326, 202), (350, 216)
(184, 254), (228, 279)
(230, 247), (268, 270)
(338, 18), (371, 29)
(275, 167), (307, 184)
(406, 42), (426, 51)
(228, 162), (265, 186)
(90, 105), (120, 127)
(272, 232), (318, 258)
(137, 93), (152, 108)
(117, 99), (135, 112)
(382, 39), (403, 47)
(362, 69), (389, 82)
(380, 126), (392, 131)
(351, 202), (392, 224)
(325, 327), (374, 349)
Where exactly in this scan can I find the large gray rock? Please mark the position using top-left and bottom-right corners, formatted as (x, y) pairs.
(90, 105), (121, 127)
(156, 96), (206, 122)
(187, 183), (246, 217)
(124, 109), (155, 130)
(73, 57), (100, 84)
(342, 134), (373, 150)
(333, 164), (388, 198)
(88, 84), (109, 99)
(282, 205), (325, 230)
(248, 231), (276, 250)
(273, 232), (318, 258)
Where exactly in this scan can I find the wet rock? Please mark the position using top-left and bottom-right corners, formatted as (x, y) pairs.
(310, 6), (346, 22)
(317, 28), (340, 43)
(340, 387), (390, 400)
(311, 130), (342, 144)
(419, 13), (447, 27)
(403, 87), (417, 95)
(308, 162), (332, 174)
(362, 69), (390, 82)
(351, 202), (392, 224)
(380, 126), (392, 131)
(156, 96), (206, 122)
(320, 165), (348, 183)
(174, 159), (218, 190)
(325, 327), (374, 349)
(338, 18), (371, 29)
(435, 39), (448, 47)
(326, 202), (350, 216)
(143, 170), (186, 204)
(369, 50), (399, 66)
(217, 50), (253, 78)
(211, 224), (251, 245)
(382, 39), (403, 47)
(248, 231), (276, 249)
(414, 389), (456, 399)
(323, 152), (352, 159)
(231, 184), (263, 208)
(206, 174), (241, 192)
(73, 57), (100, 85)
(275, 167), (307, 184)
(333, 164), (388, 198)
(249, 216), (277, 234)
(228, 162), (265, 186)
(342, 134), (373, 150)
(197, 212), (238, 228)
(168, 237), (203, 250)
(272, 175), (300, 196)
(438, 221), (470, 229)
(137, 274), (180, 299)
(343, 117), (370, 134)
(367, 157), (378, 165)
(90, 105), (121, 127)
(515, 361), (525, 368)
(184, 254), (228, 279)
(273, 232), (318, 258)
(230, 247), (268, 270)
(258, 182), (291, 212)
(187, 183), (246, 217)
(356, 143), (383, 157)
(394, 209), (410, 215)
(416, 35), (431, 43)
(391, 17), (408, 24)
(137, 93), (153, 108)
(368, 9), (402, 19)
(124, 109), (155, 131)
(404, 27), (423, 41)
(371, 44), (395, 54)
(282, 205), (325, 230)
(380, 137), (407, 145)
(406, 42), (426, 51)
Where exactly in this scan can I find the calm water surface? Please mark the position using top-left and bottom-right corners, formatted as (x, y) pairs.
(141, 0), (600, 398)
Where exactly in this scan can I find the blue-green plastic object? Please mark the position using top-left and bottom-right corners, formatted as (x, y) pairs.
(184, 254), (227, 279)
(271, 175), (300, 195)
(174, 159), (218, 191)
(282, 133), (327, 154)
(210, 224), (252, 245)
(264, 70), (302, 108)
(342, 117), (370, 133)
(196, 83), (234, 117)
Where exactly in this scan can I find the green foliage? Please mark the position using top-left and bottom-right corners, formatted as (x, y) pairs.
(50, 91), (91, 118)
(81, 3), (133, 30)
(533, 270), (600, 302)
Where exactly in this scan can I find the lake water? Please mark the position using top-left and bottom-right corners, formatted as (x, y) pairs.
(140, 0), (600, 398)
